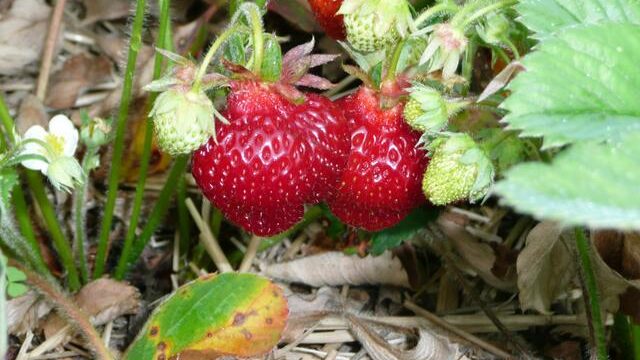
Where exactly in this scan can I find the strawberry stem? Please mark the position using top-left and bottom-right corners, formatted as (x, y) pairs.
(245, 4), (265, 76)
(384, 40), (406, 83)
(193, 24), (240, 90)
(461, 0), (517, 28)
(413, 2), (459, 29)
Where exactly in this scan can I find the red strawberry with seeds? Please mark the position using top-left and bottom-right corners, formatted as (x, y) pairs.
(192, 41), (348, 236)
(328, 86), (429, 231)
(308, 0), (346, 40)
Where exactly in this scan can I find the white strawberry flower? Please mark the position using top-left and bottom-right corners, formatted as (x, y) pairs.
(20, 114), (84, 192)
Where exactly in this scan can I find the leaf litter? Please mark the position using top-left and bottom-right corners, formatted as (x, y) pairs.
(1, 1), (638, 359)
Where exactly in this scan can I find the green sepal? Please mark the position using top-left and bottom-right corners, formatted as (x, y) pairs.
(260, 34), (282, 83)
(224, 32), (249, 66)
(369, 61), (384, 89)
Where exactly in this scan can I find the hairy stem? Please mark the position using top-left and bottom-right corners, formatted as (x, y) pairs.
(413, 2), (459, 28)
(73, 147), (97, 284)
(12, 261), (114, 360)
(93, 0), (148, 279)
(575, 227), (607, 359)
(461, 0), (518, 28)
(246, 4), (264, 76)
(193, 24), (240, 89)
(384, 40), (406, 83)
(0, 94), (51, 279)
(0, 211), (50, 278)
(116, 0), (172, 282)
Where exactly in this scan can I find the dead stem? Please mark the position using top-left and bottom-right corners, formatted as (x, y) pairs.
(36, 0), (67, 100)
(239, 235), (262, 272)
(11, 262), (114, 360)
(185, 198), (233, 272)
(404, 301), (512, 359)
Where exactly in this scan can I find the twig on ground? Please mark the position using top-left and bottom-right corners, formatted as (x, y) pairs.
(185, 198), (232, 273)
(239, 235), (262, 272)
(404, 300), (512, 359)
(36, 0), (67, 100)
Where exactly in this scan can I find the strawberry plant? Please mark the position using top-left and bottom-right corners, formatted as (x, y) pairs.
(1, 0), (640, 358)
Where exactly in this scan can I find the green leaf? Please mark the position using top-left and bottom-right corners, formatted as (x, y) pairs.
(6, 267), (26, 282)
(370, 207), (438, 255)
(7, 283), (28, 298)
(501, 23), (640, 148)
(517, 0), (640, 36)
(260, 34), (282, 83)
(494, 132), (640, 230)
(123, 273), (288, 360)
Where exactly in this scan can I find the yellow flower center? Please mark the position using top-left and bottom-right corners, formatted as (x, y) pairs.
(45, 133), (65, 156)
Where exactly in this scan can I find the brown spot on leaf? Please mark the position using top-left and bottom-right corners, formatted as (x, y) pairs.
(157, 355), (166, 360)
(150, 326), (159, 337)
(266, 317), (273, 325)
(157, 342), (166, 351)
(233, 312), (246, 326)
(241, 328), (253, 340)
(207, 331), (213, 338)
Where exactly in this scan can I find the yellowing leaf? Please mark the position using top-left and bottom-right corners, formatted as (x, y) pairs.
(124, 273), (288, 360)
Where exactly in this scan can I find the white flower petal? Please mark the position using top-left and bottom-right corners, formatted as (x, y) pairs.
(21, 158), (48, 173)
(23, 125), (47, 141)
(49, 114), (79, 156)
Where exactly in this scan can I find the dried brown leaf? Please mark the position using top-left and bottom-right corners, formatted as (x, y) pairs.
(81, 0), (130, 25)
(43, 278), (140, 338)
(15, 95), (47, 134)
(261, 251), (411, 288)
(0, 0), (57, 75)
(517, 221), (576, 314)
(45, 54), (113, 109)
(7, 291), (52, 335)
(591, 231), (640, 320)
(437, 214), (516, 291)
(477, 61), (525, 102)
(590, 234), (640, 313)
(347, 314), (462, 360)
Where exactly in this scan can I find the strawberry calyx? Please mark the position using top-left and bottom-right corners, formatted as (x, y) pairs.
(223, 38), (339, 104)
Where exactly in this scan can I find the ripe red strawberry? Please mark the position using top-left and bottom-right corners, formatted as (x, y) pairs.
(192, 80), (349, 236)
(328, 86), (429, 231)
(308, 0), (346, 40)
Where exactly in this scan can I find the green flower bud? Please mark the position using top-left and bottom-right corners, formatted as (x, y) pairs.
(422, 134), (494, 205)
(338, 0), (413, 53)
(403, 84), (468, 133)
(47, 156), (84, 193)
(150, 88), (216, 156)
(80, 117), (112, 148)
(476, 13), (510, 45)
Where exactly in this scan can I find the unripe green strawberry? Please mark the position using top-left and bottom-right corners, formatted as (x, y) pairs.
(403, 84), (468, 133)
(338, 0), (413, 53)
(149, 89), (216, 156)
(422, 133), (494, 205)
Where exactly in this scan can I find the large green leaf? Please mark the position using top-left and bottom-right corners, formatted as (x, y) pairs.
(501, 23), (640, 148)
(494, 133), (640, 230)
(124, 273), (288, 360)
(517, 0), (640, 36)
